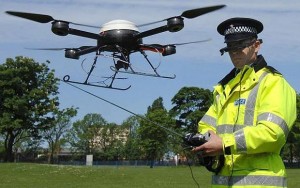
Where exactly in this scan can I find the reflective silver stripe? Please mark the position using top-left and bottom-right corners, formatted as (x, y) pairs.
(234, 129), (247, 153)
(212, 175), (287, 187)
(217, 124), (246, 134)
(244, 72), (269, 126)
(200, 115), (216, 128)
(258, 112), (289, 138)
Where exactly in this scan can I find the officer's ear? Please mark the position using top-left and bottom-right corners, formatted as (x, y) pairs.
(254, 39), (261, 53)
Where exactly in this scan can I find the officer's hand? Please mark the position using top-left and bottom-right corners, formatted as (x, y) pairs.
(192, 130), (223, 157)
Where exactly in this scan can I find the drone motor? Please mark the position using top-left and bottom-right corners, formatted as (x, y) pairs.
(65, 49), (79, 59)
(52, 21), (69, 36)
(162, 45), (176, 56)
(167, 17), (184, 32)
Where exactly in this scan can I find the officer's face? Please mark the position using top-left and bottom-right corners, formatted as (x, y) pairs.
(228, 39), (261, 69)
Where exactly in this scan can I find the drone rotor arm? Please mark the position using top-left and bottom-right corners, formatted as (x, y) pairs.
(135, 25), (169, 39)
(139, 44), (165, 53)
(72, 46), (99, 57)
(135, 16), (184, 39)
(67, 28), (99, 39)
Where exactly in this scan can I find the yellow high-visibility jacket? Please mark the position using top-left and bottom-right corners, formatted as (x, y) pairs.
(198, 55), (297, 188)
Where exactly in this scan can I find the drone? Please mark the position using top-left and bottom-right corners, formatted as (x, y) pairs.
(6, 5), (225, 90)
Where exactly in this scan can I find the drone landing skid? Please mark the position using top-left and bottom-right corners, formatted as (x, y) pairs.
(110, 66), (176, 79)
(63, 75), (131, 91)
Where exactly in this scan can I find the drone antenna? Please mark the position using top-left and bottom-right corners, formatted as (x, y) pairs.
(64, 82), (183, 138)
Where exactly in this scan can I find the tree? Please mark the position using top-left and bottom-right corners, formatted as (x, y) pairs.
(170, 87), (213, 133)
(138, 97), (174, 167)
(0, 56), (59, 162)
(0, 135), (5, 160)
(13, 135), (42, 162)
(96, 122), (122, 160)
(282, 93), (300, 164)
(122, 116), (142, 160)
(43, 107), (77, 164)
(67, 113), (107, 155)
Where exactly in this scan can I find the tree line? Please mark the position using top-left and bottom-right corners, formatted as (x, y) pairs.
(0, 56), (299, 165)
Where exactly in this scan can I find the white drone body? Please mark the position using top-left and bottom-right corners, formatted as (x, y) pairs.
(100, 20), (139, 33)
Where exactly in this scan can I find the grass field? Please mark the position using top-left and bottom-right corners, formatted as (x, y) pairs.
(0, 163), (300, 188)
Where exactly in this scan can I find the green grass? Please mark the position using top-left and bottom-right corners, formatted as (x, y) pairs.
(0, 163), (210, 188)
(0, 163), (300, 188)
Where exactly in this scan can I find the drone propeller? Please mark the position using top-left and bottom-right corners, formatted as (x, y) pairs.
(139, 39), (211, 56)
(181, 5), (225, 19)
(146, 38), (211, 48)
(170, 38), (212, 46)
(137, 5), (225, 27)
(25, 46), (94, 51)
(25, 46), (97, 59)
(5, 11), (100, 28)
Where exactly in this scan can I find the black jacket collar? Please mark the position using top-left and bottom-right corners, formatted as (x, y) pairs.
(218, 55), (267, 86)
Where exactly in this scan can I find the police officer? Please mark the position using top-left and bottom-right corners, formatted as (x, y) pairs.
(193, 17), (297, 187)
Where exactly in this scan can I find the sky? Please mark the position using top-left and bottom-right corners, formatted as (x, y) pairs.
(1, 0), (300, 125)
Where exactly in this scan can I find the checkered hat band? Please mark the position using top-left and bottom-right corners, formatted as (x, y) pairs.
(224, 26), (257, 35)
